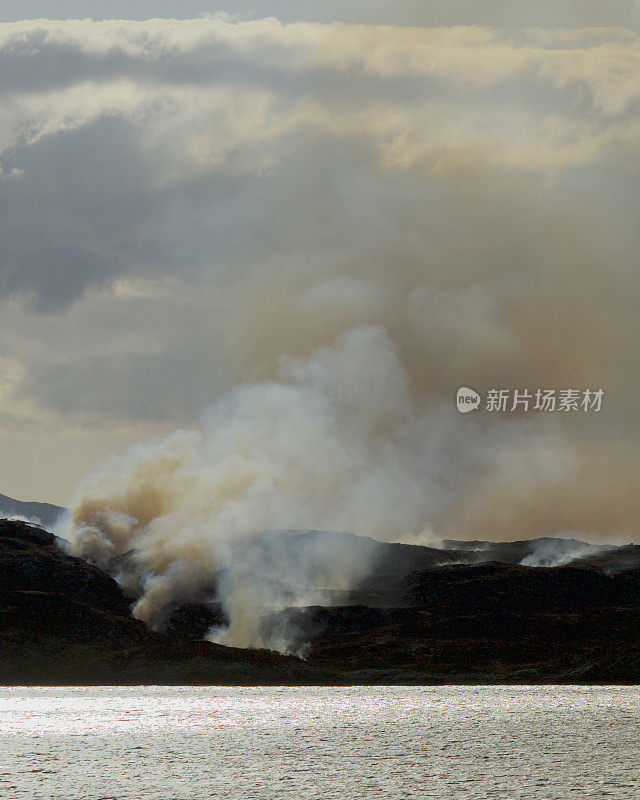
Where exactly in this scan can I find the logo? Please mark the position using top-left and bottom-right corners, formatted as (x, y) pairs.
(456, 387), (481, 413)
(455, 387), (604, 413)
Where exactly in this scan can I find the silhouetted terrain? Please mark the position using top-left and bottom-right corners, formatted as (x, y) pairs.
(299, 563), (640, 683)
(0, 520), (328, 685)
(0, 492), (65, 528)
(1, 518), (638, 684)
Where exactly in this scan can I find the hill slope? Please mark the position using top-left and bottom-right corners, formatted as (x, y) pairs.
(0, 493), (65, 528)
(0, 519), (330, 685)
(2, 518), (639, 684)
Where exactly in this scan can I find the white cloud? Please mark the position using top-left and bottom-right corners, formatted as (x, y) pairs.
(0, 17), (636, 545)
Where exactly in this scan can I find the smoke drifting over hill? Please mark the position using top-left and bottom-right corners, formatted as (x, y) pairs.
(66, 324), (575, 649)
(0, 16), (636, 645)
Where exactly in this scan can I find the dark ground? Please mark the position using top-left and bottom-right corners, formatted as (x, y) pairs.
(1, 519), (638, 684)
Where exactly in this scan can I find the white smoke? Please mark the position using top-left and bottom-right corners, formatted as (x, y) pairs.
(65, 324), (571, 651)
(0, 512), (44, 526)
(2, 18), (637, 547)
(206, 529), (384, 654)
(520, 535), (614, 567)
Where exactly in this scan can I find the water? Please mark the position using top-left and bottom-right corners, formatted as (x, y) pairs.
(0, 685), (638, 799)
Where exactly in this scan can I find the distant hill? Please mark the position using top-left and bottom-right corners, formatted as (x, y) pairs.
(0, 492), (65, 529)
(1, 517), (639, 685)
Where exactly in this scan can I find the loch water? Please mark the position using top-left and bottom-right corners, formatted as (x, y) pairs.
(1, 685), (638, 799)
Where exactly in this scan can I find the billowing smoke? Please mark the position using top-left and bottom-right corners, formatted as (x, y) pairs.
(520, 535), (614, 568)
(12, 16), (627, 651)
(65, 324), (571, 650)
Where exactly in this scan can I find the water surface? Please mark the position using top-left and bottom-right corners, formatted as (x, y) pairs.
(1, 685), (638, 799)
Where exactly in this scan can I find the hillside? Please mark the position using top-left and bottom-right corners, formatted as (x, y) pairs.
(0, 519), (328, 685)
(0, 492), (65, 528)
(1, 518), (638, 685)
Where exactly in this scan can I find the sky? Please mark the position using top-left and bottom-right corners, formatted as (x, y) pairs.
(1, 1), (639, 28)
(0, 3), (639, 545)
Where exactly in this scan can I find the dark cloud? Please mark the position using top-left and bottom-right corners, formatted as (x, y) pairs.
(0, 18), (637, 542)
(0, 116), (157, 309)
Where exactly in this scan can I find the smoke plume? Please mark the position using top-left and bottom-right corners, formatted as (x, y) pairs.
(519, 536), (614, 568)
(17, 16), (630, 650)
(66, 324), (577, 650)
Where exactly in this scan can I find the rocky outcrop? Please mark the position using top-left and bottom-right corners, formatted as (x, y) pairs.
(1, 518), (638, 685)
(301, 563), (640, 683)
(0, 519), (328, 685)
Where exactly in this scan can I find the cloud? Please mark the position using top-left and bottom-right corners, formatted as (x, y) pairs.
(0, 17), (636, 550)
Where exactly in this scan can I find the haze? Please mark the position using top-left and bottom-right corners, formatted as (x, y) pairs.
(0, 2), (638, 547)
